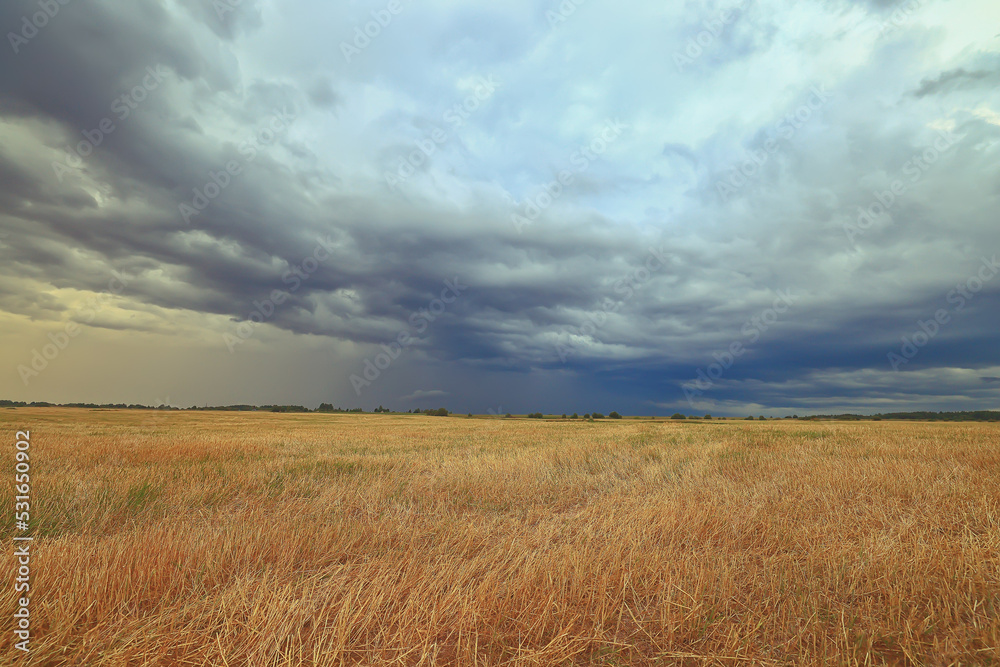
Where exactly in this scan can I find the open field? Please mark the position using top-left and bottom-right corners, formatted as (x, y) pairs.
(1, 409), (998, 666)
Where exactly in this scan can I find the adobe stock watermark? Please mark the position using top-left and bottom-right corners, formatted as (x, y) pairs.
(350, 277), (468, 395)
(179, 105), (297, 224)
(7, 0), (74, 55)
(16, 270), (132, 386)
(13, 428), (32, 653)
(340, 0), (411, 63)
(871, 0), (926, 38)
(545, 0), (588, 28)
(682, 289), (796, 407)
(511, 118), (627, 234)
(844, 128), (961, 246)
(716, 86), (831, 202)
(224, 235), (336, 352)
(556, 245), (670, 363)
(888, 256), (998, 370)
(385, 76), (500, 192)
(674, 0), (752, 72)
(51, 65), (170, 183)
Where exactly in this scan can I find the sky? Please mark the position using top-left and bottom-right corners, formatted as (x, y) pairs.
(1, 0), (998, 416)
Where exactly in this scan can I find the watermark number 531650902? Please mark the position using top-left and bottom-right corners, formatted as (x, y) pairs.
(13, 429), (32, 653)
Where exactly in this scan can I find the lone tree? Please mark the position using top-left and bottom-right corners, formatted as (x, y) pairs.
(671, 413), (686, 420)
(609, 411), (622, 419)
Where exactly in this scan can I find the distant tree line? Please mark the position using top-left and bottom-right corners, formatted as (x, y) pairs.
(807, 411), (1000, 422)
(317, 404), (366, 413)
(0, 400), (179, 410)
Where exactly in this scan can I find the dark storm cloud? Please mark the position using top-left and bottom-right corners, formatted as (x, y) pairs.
(0, 2), (238, 119)
(1, 0), (999, 414)
(912, 65), (1000, 98)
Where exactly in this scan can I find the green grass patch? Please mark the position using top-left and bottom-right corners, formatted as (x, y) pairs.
(125, 481), (160, 511)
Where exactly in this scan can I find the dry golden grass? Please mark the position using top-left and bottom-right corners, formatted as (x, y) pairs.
(1, 408), (998, 666)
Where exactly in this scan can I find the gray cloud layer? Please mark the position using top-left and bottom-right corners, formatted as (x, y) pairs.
(1, 0), (998, 415)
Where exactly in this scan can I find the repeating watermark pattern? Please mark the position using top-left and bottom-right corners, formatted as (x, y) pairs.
(179, 105), (297, 224)
(51, 65), (170, 183)
(888, 256), (998, 370)
(224, 235), (336, 352)
(844, 129), (962, 246)
(511, 118), (627, 234)
(7, 0), (74, 55)
(340, 0), (411, 63)
(556, 245), (670, 363)
(673, 0), (753, 72)
(13, 429), (32, 653)
(716, 86), (832, 202)
(17, 270), (132, 386)
(385, 76), (500, 191)
(350, 277), (468, 395)
(682, 289), (796, 407)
